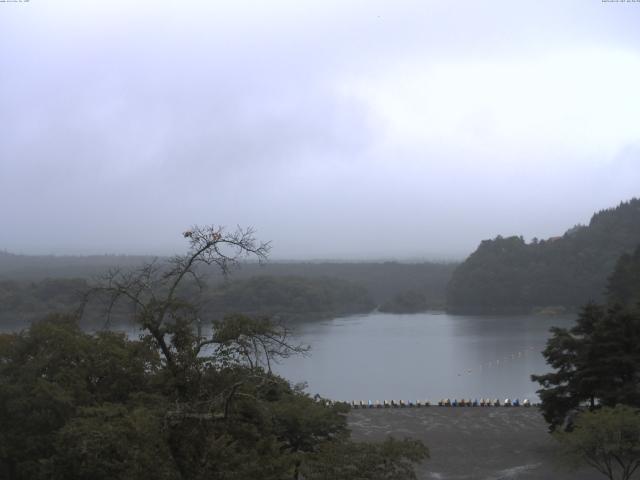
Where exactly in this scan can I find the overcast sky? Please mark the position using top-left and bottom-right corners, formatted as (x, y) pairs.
(1, 0), (639, 260)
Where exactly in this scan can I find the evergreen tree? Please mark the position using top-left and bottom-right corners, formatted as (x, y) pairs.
(607, 244), (640, 310)
(533, 243), (640, 431)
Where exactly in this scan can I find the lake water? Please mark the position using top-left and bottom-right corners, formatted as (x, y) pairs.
(1, 311), (574, 403)
(274, 312), (576, 403)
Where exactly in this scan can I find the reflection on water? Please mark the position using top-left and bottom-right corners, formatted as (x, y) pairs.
(274, 312), (576, 402)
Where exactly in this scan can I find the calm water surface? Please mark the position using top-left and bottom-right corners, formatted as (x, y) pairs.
(1, 311), (574, 402)
(274, 312), (575, 402)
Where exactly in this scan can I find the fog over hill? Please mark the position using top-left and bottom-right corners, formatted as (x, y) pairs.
(447, 198), (640, 313)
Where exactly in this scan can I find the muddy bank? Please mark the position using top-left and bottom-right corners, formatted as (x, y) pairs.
(348, 407), (601, 480)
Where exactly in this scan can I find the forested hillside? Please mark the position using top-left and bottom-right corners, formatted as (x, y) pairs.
(0, 278), (88, 326)
(607, 243), (640, 309)
(0, 253), (455, 305)
(203, 275), (375, 321)
(0, 253), (455, 327)
(0, 275), (375, 328)
(447, 198), (640, 313)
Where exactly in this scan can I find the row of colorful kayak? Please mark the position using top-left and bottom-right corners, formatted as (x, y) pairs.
(350, 398), (533, 408)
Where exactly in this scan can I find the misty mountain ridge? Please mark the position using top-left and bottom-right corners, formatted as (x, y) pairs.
(0, 253), (457, 327)
(447, 197), (640, 313)
(3, 197), (639, 320)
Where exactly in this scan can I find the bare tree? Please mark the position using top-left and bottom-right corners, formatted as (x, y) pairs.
(83, 225), (287, 372)
(77, 225), (319, 478)
(211, 313), (308, 374)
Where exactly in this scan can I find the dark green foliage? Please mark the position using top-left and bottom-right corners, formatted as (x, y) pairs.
(0, 275), (374, 327)
(607, 244), (640, 310)
(555, 405), (640, 480)
(448, 198), (640, 312)
(53, 403), (178, 480)
(0, 315), (162, 479)
(231, 262), (455, 308)
(0, 256), (456, 328)
(1, 226), (427, 479)
(378, 290), (430, 313)
(206, 275), (376, 320)
(532, 304), (640, 430)
(533, 242), (640, 436)
(0, 252), (456, 307)
(532, 242), (640, 475)
(0, 278), (88, 326)
(0, 315), (426, 480)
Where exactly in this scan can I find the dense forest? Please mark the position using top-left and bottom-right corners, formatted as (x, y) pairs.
(0, 255), (455, 327)
(378, 291), (431, 314)
(0, 252), (455, 305)
(447, 198), (640, 313)
(0, 278), (89, 326)
(606, 243), (640, 309)
(4, 199), (639, 319)
(0, 276), (374, 328)
(204, 275), (375, 321)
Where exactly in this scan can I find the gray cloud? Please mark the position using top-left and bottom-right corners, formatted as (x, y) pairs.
(1, 0), (639, 259)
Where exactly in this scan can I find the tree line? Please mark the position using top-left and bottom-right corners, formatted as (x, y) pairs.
(0, 275), (376, 328)
(447, 198), (640, 313)
(0, 257), (456, 327)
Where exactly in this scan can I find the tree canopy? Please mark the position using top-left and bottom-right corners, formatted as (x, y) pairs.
(448, 198), (640, 313)
(205, 275), (375, 321)
(0, 225), (428, 479)
(532, 242), (640, 431)
(555, 405), (640, 480)
(378, 290), (431, 314)
(532, 303), (640, 430)
(607, 244), (640, 310)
